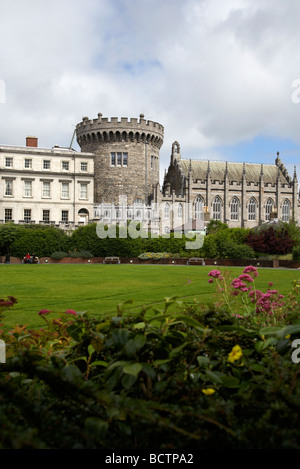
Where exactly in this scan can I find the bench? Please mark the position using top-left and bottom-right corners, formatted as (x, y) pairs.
(103, 256), (121, 264)
(187, 257), (205, 266)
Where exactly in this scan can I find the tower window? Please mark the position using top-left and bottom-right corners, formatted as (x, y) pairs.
(111, 152), (128, 167)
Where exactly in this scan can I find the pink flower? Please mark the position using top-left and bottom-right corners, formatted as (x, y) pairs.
(38, 309), (51, 316)
(243, 265), (258, 277)
(208, 270), (222, 279)
(208, 278), (213, 283)
(64, 309), (77, 315)
(231, 279), (247, 290)
(238, 273), (254, 283)
(0, 301), (13, 307)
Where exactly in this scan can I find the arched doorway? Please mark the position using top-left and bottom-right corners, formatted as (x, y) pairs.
(78, 208), (89, 225)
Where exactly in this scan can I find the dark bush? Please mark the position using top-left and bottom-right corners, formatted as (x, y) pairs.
(292, 245), (300, 261)
(246, 226), (294, 255)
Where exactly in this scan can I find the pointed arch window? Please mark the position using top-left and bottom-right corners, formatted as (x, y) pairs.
(282, 199), (290, 222)
(248, 197), (257, 221)
(178, 203), (183, 218)
(212, 196), (222, 220)
(194, 195), (204, 219)
(164, 203), (170, 219)
(265, 198), (274, 221)
(230, 196), (239, 221)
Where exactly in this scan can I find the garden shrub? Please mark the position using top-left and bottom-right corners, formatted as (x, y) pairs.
(9, 226), (69, 258)
(292, 245), (300, 261)
(246, 225), (294, 255)
(68, 251), (93, 258)
(50, 251), (68, 260)
(1, 270), (300, 449)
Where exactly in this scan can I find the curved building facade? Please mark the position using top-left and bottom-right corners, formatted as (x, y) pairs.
(76, 113), (164, 204)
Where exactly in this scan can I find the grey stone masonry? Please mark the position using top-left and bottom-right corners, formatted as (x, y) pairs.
(76, 113), (164, 204)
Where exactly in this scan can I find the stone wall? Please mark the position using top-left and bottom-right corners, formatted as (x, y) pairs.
(76, 113), (164, 204)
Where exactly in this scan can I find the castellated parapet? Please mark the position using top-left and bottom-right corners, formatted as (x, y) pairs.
(76, 113), (164, 204)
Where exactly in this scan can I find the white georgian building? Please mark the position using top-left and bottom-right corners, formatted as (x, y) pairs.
(0, 137), (94, 228)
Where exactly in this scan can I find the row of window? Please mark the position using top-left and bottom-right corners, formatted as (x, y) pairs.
(4, 180), (89, 200)
(3, 208), (70, 224)
(195, 196), (290, 222)
(110, 152), (158, 169)
(163, 197), (291, 222)
(3, 157), (89, 172)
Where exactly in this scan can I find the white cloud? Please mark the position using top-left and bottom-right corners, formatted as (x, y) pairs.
(1, 0), (300, 181)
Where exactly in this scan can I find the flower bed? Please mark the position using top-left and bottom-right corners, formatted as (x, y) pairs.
(1, 268), (300, 449)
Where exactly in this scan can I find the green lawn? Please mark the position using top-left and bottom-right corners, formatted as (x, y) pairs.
(1, 264), (299, 328)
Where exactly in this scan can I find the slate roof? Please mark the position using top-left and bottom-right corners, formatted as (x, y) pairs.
(179, 160), (290, 184)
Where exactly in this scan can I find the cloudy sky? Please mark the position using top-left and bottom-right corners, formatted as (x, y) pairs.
(1, 0), (300, 184)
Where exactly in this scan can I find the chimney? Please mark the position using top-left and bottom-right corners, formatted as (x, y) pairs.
(26, 136), (38, 147)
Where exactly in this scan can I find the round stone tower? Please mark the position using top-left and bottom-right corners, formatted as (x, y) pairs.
(76, 113), (164, 204)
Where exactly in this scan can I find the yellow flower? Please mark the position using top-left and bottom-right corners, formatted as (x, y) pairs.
(202, 388), (215, 395)
(228, 345), (243, 363)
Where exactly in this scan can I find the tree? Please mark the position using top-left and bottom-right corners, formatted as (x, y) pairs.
(246, 226), (294, 255)
(205, 220), (228, 235)
(0, 223), (25, 255)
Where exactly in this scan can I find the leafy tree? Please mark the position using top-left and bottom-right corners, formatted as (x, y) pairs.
(246, 226), (294, 255)
(205, 219), (228, 235)
(10, 227), (69, 258)
(0, 223), (25, 255)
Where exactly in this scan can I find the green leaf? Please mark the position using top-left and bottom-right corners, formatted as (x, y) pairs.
(255, 337), (277, 353)
(133, 322), (146, 329)
(85, 417), (109, 438)
(276, 338), (290, 355)
(169, 342), (188, 358)
(141, 363), (156, 380)
(121, 373), (137, 390)
(90, 360), (108, 368)
(153, 358), (170, 366)
(205, 370), (223, 384)
(219, 375), (240, 388)
(133, 334), (146, 350)
(251, 363), (266, 372)
(110, 329), (130, 347)
(174, 315), (208, 331)
(259, 326), (284, 337)
(197, 356), (210, 368)
(123, 363), (143, 376)
(282, 324), (300, 337)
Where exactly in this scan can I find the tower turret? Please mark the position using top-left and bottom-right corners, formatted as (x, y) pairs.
(76, 113), (164, 204)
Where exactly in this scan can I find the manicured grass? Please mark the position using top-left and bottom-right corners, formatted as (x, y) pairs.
(1, 264), (299, 328)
